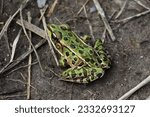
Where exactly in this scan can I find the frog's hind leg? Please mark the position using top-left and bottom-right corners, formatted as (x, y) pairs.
(94, 39), (111, 69)
(61, 67), (104, 83)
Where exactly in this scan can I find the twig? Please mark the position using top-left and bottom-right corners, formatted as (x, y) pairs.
(83, 6), (95, 41)
(27, 11), (32, 100)
(0, 0), (29, 41)
(39, 4), (48, 21)
(20, 6), (44, 72)
(0, 39), (46, 75)
(16, 19), (46, 38)
(46, 0), (58, 17)
(114, 9), (150, 24)
(102, 11), (117, 41)
(10, 29), (22, 62)
(115, 0), (128, 19)
(41, 10), (59, 66)
(6, 61), (38, 75)
(118, 75), (150, 100)
(0, 30), (22, 73)
(133, 0), (150, 10)
(77, 0), (90, 15)
(0, 10), (20, 41)
(93, 0), (116, 41)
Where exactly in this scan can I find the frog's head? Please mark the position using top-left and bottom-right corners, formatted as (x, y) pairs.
(47, 24), (71, 55)
(47, 24), (71, 40)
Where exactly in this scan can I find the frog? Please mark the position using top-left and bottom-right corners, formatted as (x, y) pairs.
(47, 24), (110, 83)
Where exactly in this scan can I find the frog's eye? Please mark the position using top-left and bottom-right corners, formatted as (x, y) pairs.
(60, 24), (71, 30)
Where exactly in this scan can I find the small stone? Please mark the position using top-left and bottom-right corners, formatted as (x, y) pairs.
(37, 0), (47, 8)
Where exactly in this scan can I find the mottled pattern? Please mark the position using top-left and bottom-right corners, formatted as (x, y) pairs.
(47, 24), (110, 83)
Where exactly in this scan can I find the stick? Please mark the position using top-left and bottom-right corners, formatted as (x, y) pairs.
(16, 19), (46, 38)
(115, 0), (128, 19)
(118, 75), (150, 100)
(93, 0), (116, 41)
(114, 9), (150, 24)
(77, 0), (90, 15)
(27, 11), (32, 100)
(0, 39), (46, 75)
(83, 6), (95, 41)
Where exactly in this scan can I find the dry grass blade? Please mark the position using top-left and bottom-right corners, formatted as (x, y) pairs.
(0, 29), (21, 73)
(46, 0), (58, 17)
(93, 0), (116, 41)
(0, 0), (29, 41)
(77, 0), (90, 15)
(27, 11), (32, 100)
(133, 0), (150, 10)
(118, 75), (150, 100)
(39, 4), (48, 21)
(20, 6), (44, 72)
(16, 19), (46, 38)
(6, 61), (38, 75)
(10, 29), (22, 62)
(41, 11), (59, 66)
(114, 9), (150, 24)
(0, 39), (46, 75)
(115, 0), (128, 19)
(83, 6), (95, 41)
(0, 9), (20, 41)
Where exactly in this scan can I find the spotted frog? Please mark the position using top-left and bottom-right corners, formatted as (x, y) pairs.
(47, 24), (110, 83)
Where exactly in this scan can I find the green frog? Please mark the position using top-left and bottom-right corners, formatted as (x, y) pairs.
(47, 24), (110, 83)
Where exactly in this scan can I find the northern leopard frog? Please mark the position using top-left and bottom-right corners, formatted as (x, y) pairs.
(47, 24), (110, 83)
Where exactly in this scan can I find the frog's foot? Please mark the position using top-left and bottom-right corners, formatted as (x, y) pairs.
(60, 67), (104, 83)
(94, 39), (111, 69)
(81, 35), (91, 42)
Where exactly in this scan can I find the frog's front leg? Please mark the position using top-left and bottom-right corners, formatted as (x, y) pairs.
(60, 67), (104, 83)
(81, 35), (91, 42)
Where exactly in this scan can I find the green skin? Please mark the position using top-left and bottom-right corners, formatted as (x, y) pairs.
(47, 24), (110, 83)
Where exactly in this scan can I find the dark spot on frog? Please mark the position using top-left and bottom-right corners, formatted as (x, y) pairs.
(97, 59), (102, 63)
(103, 56), (108, 62)
(75, 39), (79, 42)
(95, 63), (98, 66)
(74, 57), (77, 61)
(97, 73), (102, 78)
(63, 59), (67, 64)
(72, 52), (75, 56)
(71, 71), (76, 78)
(79, 45), (84, 49)
(64, 37), (68, 41)
(90, 59), (95, 64)
(78, 50), (84, 54)
(79, 72), (82, 76)
(70, 44), (76, 49)
(72, 60), (75, 65)
(85, 58), (90, 62)
(68, 32), (73, 37)
(83, 68), (87, 77)
(89, 50), (93, 54)
(65, 51), (69, 56)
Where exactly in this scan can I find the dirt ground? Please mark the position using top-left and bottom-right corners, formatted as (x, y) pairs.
(0, 0), (150, 100)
